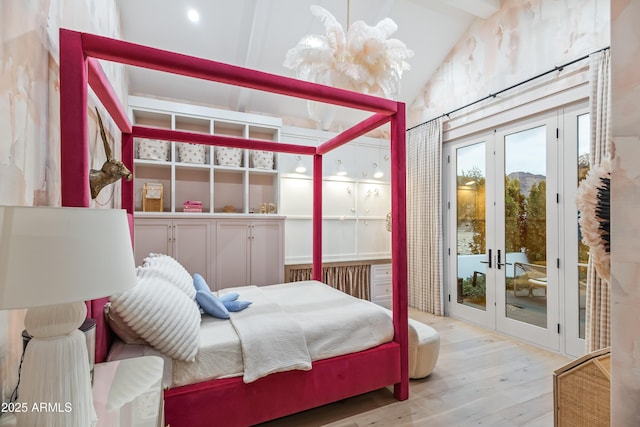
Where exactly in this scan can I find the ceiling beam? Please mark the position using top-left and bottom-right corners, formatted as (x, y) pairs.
(231, 0), (275, 112)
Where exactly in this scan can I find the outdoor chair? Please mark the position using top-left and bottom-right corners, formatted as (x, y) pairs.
(513, 262), (547, 297)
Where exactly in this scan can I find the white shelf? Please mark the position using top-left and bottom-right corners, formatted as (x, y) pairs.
(130, 97), (282, 215)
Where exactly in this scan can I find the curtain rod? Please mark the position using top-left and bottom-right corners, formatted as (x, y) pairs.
(406, 46), (610, 132)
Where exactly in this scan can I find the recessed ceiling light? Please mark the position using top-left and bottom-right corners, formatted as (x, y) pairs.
(187, 9), (200, 23)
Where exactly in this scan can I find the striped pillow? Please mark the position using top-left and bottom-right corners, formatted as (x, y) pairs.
(142, 253), (196, 299)
(110, 267), (200, 361)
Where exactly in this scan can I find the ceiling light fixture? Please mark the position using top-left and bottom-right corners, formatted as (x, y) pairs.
(295, 155), (307, 173)
(187, 8), (200, 23)
(336, 160), (347, 176)
(284, 3), (413, 100)
(373, 163), (384, 179)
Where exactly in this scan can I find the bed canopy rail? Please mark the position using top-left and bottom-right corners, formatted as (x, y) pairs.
(59, 27), (409, 423)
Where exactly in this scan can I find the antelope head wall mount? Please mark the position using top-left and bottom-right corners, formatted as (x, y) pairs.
(89, 108), (132, 199)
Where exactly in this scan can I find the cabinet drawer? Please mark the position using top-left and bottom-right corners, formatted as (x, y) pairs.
(373, 281), (392, 298)
(371, 264), (392, 280)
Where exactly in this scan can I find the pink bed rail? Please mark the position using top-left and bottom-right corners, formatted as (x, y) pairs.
(58, 27), (409, 419)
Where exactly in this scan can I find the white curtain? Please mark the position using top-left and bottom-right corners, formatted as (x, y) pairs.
(407, 119), (442, 315)
(585, 49), (612, 352)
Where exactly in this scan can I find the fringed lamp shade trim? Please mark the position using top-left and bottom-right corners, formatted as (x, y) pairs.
(577, 157), (611, 280)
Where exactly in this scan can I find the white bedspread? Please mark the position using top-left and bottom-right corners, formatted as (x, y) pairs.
(109, 280), (394, 387)
(223, 285), (312, 383)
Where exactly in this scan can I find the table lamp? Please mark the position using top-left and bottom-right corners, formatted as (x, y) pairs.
(0, 206), (138, 427)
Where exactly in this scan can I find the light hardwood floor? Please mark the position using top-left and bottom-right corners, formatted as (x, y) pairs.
(259, 308), (571, 427)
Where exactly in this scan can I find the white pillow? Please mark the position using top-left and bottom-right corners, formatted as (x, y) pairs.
(110, 268), (201, 361)
(142, 253), (196, 299)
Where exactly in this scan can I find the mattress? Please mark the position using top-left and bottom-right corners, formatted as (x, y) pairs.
(108, 280), (394, 387)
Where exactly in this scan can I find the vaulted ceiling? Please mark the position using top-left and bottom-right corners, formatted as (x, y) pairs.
(116, 0), (498, 128)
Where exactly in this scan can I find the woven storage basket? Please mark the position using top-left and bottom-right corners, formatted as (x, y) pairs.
(137, 139), (169, 161)
(553, 347), (610, 426)
(215, 147), (242, 166)
(178, 143), (206, 164)
(251, 150), (274, 169)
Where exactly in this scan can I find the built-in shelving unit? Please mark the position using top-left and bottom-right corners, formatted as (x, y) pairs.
(129, 96), (281, 215)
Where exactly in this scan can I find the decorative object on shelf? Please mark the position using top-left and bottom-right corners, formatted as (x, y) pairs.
(259, 202), (277, 214)
(251, 150), (274, 169)
(90, 108), (133, 199)
(294, 155), (307, 173)
(143, 182), (164, 212)
(0, 206), (137, 427)
(137, 138), (170, 161)
(283, 4), (413, 101)
(576, 157), (611, 280)
(216, 146), (242, 167)
(178, 143), (206, 164)
(223, 205), (236, 213)
(184, 200), (203, 213)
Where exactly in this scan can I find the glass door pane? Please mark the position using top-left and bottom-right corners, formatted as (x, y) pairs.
(456, 142), (487, 311)
(503, 125), (548, 328)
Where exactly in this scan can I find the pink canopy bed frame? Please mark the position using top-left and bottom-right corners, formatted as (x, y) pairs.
(59, 28), (408, 426)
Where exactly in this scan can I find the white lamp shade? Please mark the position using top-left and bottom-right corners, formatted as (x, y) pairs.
(0, 206), (137, 309)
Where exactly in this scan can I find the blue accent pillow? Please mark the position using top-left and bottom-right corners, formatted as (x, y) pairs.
(223, 300), (252, 312)
(193, 273), (210, 293)
(219, 292), (239, 302)
(195, 290), (229, 319)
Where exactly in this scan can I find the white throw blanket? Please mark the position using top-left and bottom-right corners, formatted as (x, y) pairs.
(222, 286), (312, 383)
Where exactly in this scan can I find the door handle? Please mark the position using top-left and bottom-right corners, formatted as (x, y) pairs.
(479, 249), (492, 268)
(496, 249), (507, 269)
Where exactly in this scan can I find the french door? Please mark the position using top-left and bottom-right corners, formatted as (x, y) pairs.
(445, 105), (589, 354)
(446, 112), (560, 351)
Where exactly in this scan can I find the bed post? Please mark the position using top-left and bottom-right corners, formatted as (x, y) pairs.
(59, 28), (89, 207)
(391, 103), (409, 400)
(121, 132), (135, 215)
(312, 153), (323, 281)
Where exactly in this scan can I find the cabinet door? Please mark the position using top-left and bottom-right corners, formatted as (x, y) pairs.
(134, 219), (172, 266)
(172, 219), (212, 285)
(250, 220), (284, 285)
(215, 221), (250, 289)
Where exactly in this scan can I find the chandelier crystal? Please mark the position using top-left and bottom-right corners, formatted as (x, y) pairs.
(284, 5), (414, 100)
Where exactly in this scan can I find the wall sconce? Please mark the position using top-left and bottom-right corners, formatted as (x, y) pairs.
(294, 155), (307, 173)
(336, 159), (347, 176)
(373, 163), (384, 179)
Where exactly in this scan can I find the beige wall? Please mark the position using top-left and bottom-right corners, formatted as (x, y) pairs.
(0, 0), (124, 409)
(611, 1), (640, 425)
(407, 0), (610, 128)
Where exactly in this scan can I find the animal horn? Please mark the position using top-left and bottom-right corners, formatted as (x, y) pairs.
(95, 107), (112, 160)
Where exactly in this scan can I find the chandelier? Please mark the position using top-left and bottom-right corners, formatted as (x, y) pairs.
(284, 4), (414, 101)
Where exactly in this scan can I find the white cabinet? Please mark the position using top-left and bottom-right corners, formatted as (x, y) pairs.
(129, 96), (281, 215)
(371, 263), (393, 308)
(135, 215), (284, 291)
(215, 219), (284, 289)
(134, 217), (212, 283)
(280, 126), (391, 264)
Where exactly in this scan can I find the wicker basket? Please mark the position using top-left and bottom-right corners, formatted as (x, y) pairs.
(553, 347), (611, 426)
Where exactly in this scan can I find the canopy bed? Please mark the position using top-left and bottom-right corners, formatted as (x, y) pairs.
(58, 28), (408, 426)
